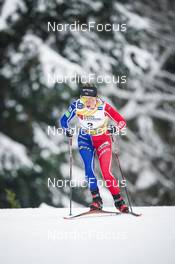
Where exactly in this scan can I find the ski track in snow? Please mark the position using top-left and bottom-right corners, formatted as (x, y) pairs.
(0, 207), (175, 264)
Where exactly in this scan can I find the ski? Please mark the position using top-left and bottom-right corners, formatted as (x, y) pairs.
(63, 209), (141, 220)
(63, 209), (120, 220)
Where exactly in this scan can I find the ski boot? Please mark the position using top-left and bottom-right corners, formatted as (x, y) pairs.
(90, 189), (103, 211)
(113, 194), (129, 213)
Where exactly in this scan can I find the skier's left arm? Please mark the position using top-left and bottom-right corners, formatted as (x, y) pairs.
(104, 102), (126, 129)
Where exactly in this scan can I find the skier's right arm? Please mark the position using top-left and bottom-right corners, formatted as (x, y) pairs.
(60, 101), (76, 136)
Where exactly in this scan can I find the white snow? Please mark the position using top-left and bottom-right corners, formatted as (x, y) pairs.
(0, 207), (175, 264)
(123, 44), (158, 74)
(115, 3), (150, 30)
(0, 133), (33, 171)
(136, 169), (157, 189)
(0, 0), (26, 30)
(33, 123), (60, 156)
(21, 34), (84, 87)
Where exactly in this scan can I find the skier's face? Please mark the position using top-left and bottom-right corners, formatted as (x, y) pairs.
(81, 96), (97, 109)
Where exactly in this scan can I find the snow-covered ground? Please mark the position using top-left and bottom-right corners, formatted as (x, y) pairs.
(0, 207), (175, 264)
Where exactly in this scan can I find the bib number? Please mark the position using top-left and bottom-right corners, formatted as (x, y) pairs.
(87, 122), (93, 128)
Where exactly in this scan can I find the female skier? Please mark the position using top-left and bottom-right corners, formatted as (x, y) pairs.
(60, 84), (129, 213)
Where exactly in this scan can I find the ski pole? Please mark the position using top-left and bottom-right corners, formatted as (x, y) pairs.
(69, 137), (73, 216)
(111, 134), (133, 214)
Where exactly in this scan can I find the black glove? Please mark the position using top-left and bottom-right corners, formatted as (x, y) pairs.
(107, 125), (117, 134)
(65, 128), (74, 137)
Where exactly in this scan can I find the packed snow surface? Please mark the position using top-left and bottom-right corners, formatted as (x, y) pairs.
(0, 206), (175, 264)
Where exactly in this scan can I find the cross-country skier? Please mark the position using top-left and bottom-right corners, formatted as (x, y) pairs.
(60, 84), (129, 213)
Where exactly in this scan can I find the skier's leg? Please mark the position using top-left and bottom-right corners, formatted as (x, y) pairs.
(79, 147), (97, 190)
(78, 134), (102, 210)
(92, 134), (120, 195)
(78, 134), (97, 191)
(92, 134), (128, 212)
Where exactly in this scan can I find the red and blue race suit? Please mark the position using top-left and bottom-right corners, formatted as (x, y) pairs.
(60, 97), (126, 195)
